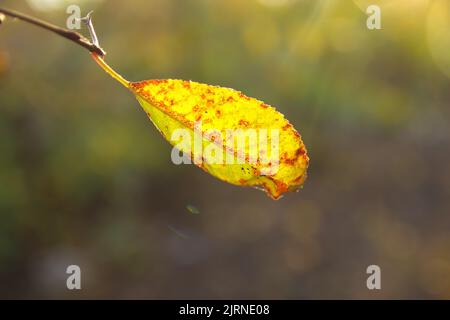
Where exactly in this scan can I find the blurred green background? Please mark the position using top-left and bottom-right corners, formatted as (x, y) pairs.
(0, 0), (449, 299)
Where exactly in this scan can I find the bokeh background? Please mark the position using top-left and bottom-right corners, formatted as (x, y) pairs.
(0, 0), (449, 299)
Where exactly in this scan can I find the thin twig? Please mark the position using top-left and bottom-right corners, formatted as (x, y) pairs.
(0, 7), (106, 56)
(80, 11), (100, 47)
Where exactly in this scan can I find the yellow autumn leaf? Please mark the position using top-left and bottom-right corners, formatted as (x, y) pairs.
(92, 53), (309, 199)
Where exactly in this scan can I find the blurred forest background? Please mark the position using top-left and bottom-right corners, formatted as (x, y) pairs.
(0, 0), (449, 299)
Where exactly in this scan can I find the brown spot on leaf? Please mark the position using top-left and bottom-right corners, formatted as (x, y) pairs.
(293, 174), (304, 183)
(284, 157), (297, 165)
(296, 148), (305, 156)
(238, 119), (250, 127)
(239, 93), (250, 100)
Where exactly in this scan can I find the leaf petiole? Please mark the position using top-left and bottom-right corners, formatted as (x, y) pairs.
(91, 52), (130, 88)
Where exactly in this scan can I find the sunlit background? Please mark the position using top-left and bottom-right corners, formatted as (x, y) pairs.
(0, 0), (449, 299)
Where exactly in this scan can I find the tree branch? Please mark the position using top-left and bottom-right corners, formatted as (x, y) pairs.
(0, 7), (106, 56)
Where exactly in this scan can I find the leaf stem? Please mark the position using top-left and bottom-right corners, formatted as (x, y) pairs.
(0, 7), (105, 56)
(91, 52), (130, 88)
